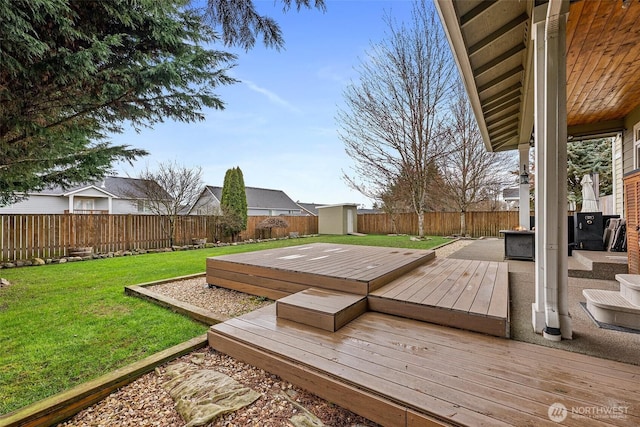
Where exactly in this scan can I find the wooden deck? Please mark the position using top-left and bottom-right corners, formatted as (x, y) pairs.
(207, 243), (509, 337)
(369, 258), (510, 338)
(207, 243), (436, 299)
(209, 305), (640, 427)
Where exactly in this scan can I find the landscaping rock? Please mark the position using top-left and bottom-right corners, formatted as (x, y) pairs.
(0, 278), (11, 288)
(281, 391), (326, 427)
(32, 258), (45, 266)
(162, 362), (261, 427)
(58, 258), (67, 264)
(3, 263), (15, 268)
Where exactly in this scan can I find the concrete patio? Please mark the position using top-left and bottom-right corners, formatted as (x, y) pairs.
(450, 238), (640, 365)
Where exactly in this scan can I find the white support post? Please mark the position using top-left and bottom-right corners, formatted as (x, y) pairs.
(551, 0), (572, 340)
(518, 144), (530, 229)
(68, 195), (74, 214)
(532, 0), (572, 341)
(532, 7), (546, 334)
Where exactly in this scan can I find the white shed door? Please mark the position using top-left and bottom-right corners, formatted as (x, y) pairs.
(347, 209), (354, 234)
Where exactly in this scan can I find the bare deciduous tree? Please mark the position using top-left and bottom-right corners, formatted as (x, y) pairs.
(125, 161), (203, 247)
(338, 0), (454, 237)
(439, 83), (515, 235)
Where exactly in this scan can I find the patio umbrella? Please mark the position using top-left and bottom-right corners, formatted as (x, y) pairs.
(581, 174), (599, 212)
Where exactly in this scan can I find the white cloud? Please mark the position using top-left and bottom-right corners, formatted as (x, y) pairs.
(242, 80), (302, 114)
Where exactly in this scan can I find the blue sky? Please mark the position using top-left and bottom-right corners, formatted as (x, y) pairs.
(113, 1), (416, 208)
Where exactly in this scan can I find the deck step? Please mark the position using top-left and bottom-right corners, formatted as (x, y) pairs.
(583, 289), (640, 330)
(276, 288), (367, 332)
(616, 274), (640, 306)
(367, 259), (510, 338)
(569, 250), (628, 280)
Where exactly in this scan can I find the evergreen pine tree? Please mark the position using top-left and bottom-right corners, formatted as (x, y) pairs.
(235, 167), (248, 230)
(0, 0), (236, 205)
(220, 167), (248, 240)
(567, 138), (612, 207)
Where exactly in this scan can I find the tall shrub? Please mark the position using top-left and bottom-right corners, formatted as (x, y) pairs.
(220, 167), (248, 240)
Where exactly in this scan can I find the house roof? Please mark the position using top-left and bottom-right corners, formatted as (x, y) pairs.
(502, 187), (520, 201)
(204, 186), (302, 211)
(435, 0), (640, 152)
(33, 176), (160, 199)
(296, 202), (323, 216)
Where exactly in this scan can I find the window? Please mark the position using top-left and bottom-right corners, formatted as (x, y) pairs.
(137, 200), (150, 213)
(74, 198), (95, 212)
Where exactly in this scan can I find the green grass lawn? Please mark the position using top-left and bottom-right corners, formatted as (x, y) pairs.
(0, 234), (450, 415)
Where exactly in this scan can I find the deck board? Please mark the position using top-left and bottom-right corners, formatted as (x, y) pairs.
(436, 260), (482, 309)
(209, 306), (640, 426)
(209, 243), (509, 336)
(369, 258), (510, 337)
(451, 260), (489, 311)
(207, 243), (435, 296)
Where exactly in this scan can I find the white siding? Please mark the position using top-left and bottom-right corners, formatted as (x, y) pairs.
(248, 208), (270, 216)
(248, 208), (302, 216)
(0, 196), (68, 214)
(112, 199), (147, 214)
(623, 105), (640, 175)
(191, 193), (220, 215)
(612, 134), (623, 215)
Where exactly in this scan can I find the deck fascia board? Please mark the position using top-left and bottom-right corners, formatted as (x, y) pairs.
(210, 307), (640, 426)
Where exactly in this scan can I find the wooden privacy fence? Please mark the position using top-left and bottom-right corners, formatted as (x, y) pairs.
(0, 211), (519, 262)
(358, 211), (520, 238)
(0, 214), (319, 262)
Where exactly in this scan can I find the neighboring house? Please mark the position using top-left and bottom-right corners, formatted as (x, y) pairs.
(0, 176), (163, 215)
(357, 207), (382, 215)
(295, 202), (322, 216)
(502, 187), (520, 210)
(189, 186), (303, 216)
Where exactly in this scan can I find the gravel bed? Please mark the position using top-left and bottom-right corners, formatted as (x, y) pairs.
(151, 279), (273, 318)
(60, 239), (472, 426)
(60, 349), (377, 427)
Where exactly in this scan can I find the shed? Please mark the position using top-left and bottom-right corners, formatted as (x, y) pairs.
(317, 204), (358, 235)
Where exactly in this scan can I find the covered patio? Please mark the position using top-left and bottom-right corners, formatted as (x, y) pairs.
(436, 0), (640, 340)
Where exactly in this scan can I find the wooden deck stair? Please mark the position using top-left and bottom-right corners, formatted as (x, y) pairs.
(583, 274), (640, 330)
(369, 258), (510, 338)
(276, 288), (367, 332)
(207, 243), (510, 338)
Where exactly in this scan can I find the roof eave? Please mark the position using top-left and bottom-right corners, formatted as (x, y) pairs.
(436, 0), (493, 152)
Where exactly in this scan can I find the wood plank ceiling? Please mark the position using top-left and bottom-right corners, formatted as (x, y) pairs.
(566, 0), (640, 127)
(437, 0), (640, 152)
